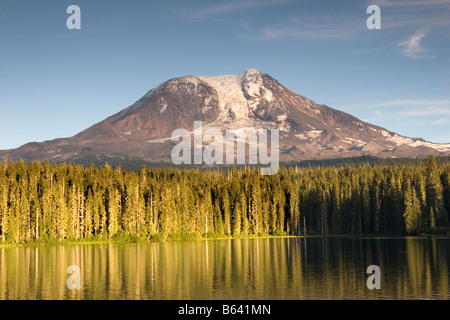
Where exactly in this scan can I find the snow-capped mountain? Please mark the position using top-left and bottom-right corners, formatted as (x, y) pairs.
(4, 69), (450, 165)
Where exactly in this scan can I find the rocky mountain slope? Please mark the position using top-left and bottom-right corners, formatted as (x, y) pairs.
(4, 69), (450, 165)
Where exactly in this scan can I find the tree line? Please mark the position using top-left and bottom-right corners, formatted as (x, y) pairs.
(0, 155), (449, 243)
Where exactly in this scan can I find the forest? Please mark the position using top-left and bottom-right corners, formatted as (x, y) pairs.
(0, 155), (449, 244)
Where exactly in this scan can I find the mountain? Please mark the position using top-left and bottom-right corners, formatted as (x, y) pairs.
(4, 69), (450, 166)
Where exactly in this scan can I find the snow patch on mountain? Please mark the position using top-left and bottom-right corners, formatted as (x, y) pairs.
(344, 137), (367, 147)
(202, 96), (214, 113)
(387, 134), (414, 146)
(409, 140), (450, 151)
(159, 97), (168, 113)
(159, 104), (168, 113)
(244, 70), (263, 97)
(198, 69), (276, 121)
(264, 88), (273, 102)
(146, 137), (171, 143)
(198, 73), (249, 120)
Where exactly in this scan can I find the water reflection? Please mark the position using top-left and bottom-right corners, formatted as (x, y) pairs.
(0, 236), (448, 300)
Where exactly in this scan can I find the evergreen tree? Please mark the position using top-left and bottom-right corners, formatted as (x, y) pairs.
(441, 169), (450, 226)
(240, 192), (249, 236)
(425, 155), (446, 228)
(84, 189), (94, 239)
(249, 178), (262, 235)
(213, 199), (224, 236)
(0, 164), (8, 242)
(287, 182), (300, 235)
(403, 179), (421, 234)
(159, 186), (176, 241)
(55, 180), (68, 239)
(221, 186), (231, 236)
(107, 186), (121, 239)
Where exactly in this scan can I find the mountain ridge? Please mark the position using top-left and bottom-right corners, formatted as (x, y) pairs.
(3, 69), (450, 166)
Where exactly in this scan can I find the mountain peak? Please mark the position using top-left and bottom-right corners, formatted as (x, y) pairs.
(242, 68), (263, 77)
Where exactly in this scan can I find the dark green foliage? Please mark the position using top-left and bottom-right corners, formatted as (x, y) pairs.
(0, 157), (449, 243)
(54, 154), (450, 172)
(425, 155), (447, 227)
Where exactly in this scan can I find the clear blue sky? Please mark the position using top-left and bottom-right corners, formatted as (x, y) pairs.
(1, 0), (449, 149)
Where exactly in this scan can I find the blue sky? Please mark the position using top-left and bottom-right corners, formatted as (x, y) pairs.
(1, 0), (449, 149)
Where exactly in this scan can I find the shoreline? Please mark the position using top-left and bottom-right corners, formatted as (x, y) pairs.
(1, 232), (448, 249)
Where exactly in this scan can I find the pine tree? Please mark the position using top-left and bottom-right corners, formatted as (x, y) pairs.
(441, 169), (450, 226)
(370, 170), (382, 234)
(0, 164), (8, 242)
(214, 199), (224, 236)
(146, 188), (158, 237)
(55, 181), (68, 239)
(69, 187), (78, 239)
(227, 180), (239, 236)
(240, 192), (249, 236)
(425, 155), (446, 228)
(201, 188), (214, 236)
(231, 195), (242, 236)
(40, 168), (55, 240)
(7, 181), (20, 242)
(269, 194), (278, 234)
(122, 175), (141, 236)
(84, 189), (94, 239)
(221, 186), (231, 236)
(330, 180), (341, 234)
(413, 170), (427, 230)
(403, 179), (421, 234)
(136, 184), (147, 238)
(276, 187), (286, 234)
(249, 179), (262, 235)
(107, 186), (121, 239)
(287, 182), (300, 235)
(159, 186), (176, 241)
(361, 176), (371, 233)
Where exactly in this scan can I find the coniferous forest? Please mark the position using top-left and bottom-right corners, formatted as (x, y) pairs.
(0, 155), (449, 244)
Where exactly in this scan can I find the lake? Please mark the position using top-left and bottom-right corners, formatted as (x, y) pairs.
(0, 236), (449, 300)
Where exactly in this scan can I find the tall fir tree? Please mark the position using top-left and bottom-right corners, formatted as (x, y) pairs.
(425, 155), (446, 228)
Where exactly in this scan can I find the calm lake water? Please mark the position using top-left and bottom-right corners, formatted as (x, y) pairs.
(0, 236), (449, 300)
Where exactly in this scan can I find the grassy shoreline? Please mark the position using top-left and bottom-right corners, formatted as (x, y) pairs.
(1, 231), (448, 248)
(0, 234), (298, 248)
